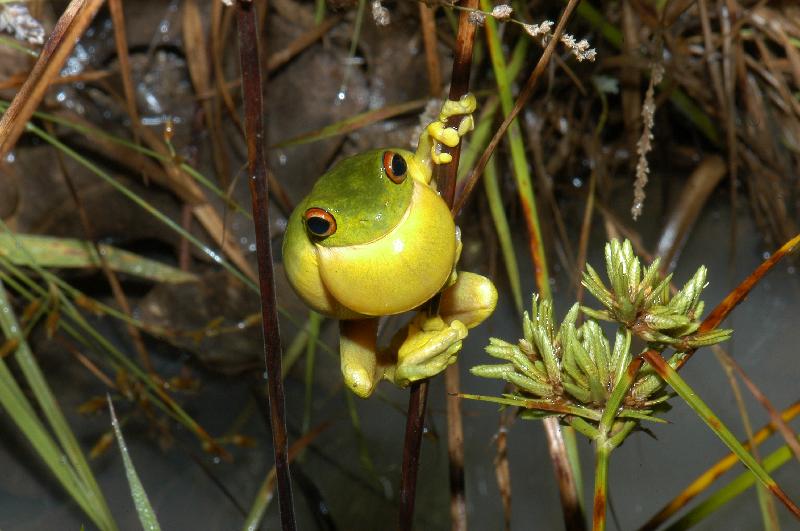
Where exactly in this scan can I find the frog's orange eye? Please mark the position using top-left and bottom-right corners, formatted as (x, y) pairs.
(304, 208), (337, 238)
(383, 151), (407, 184)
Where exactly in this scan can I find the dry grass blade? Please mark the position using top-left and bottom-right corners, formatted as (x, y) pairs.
(699, 233), (800, 332)
(236, 1), (296, 529)
(545, 416), (585, 530)
(272, 98), (428, 148)
(0, 0), (105, 159)
(654, 156), (727, 269)
(48, 125), (155, 372)
(640, 401), (800, 529)
(211, 0), (244, 136)
(0, 69), (113, 90)
(267, 15), (341, 72)
(714, 346), (800, 463)
(620, 1), (641, 145)
(108, 0), (140, 144)
(184, 0), (231, 188)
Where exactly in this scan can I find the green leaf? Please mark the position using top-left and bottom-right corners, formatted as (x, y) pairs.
(108, 397), (161, 531)
(0, 233), (197, 283)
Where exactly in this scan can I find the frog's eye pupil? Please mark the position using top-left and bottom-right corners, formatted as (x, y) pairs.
(304, 208), (336, 238)
(383, 151), (407, 184)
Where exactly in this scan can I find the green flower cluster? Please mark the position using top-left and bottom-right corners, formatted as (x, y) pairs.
(581, 239), (731, 349)
(470, 239), (732, 429)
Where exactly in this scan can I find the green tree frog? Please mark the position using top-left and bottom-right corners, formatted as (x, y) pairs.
(282, 94), (497, 398)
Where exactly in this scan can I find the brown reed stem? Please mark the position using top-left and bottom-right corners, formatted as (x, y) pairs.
(236, 2), (296, 529)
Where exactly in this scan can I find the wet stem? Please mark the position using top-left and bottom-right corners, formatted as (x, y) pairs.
(593, 439), (610, 531)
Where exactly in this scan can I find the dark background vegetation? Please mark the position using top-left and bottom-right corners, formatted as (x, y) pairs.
(0, 1), (798, 529)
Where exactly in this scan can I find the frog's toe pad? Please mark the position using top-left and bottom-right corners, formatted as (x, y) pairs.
(427, 122), (461, 147)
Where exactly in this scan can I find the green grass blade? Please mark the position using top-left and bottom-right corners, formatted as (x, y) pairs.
(108, 397), (161, 531)
(483, 157), (523, 314)
(0, 233), (197, 283)
(0, 252), (216, 449)
(481, 1), (550, 298)
(23, 122), (257, 292)
(645, 352), (800, 517)
(302, 311), (322, 434)
(0, 101), (251, 220)
(0, 280), (116, 530)
(666, 440), (798, 530)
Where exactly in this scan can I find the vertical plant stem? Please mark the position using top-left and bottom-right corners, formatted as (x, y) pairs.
(236, 2), (296, 530)
(399, 380), (429, 531)
(480, 0), (549, 298)
(446, 362), (467, 531)
(399, 2), (477, 529)
(592, 441), (610, 531)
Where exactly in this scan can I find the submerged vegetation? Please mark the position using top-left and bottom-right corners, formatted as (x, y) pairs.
(0, 1), (798, 530)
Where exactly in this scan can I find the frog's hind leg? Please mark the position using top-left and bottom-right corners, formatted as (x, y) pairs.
(340, 318), (382, 398)
(439, 271), (498, 329)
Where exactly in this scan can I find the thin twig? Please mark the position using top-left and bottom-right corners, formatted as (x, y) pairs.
(399, 2), (478, 529)
(236, 2), (296, 530)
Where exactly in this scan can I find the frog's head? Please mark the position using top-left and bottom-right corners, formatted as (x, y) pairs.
(282, 149), (456, 319)
(300, 149), (415, 247)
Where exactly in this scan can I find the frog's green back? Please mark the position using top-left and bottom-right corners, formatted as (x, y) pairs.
(302, 149), (414, 247)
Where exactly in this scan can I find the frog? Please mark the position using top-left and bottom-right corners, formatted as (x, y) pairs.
(282, 94), (497, 398)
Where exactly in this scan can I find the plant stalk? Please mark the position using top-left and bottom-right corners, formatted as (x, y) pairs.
(399, 2), (478, 529)
(236, 2), (296, 529)
(593, 441), (611, 531)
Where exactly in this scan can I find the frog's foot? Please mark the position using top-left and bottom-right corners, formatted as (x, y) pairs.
(394, 314), (467, 387)
(426, 94), (477, 165)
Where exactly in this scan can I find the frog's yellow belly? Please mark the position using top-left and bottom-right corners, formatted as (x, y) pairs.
(285, 181), (456, 319)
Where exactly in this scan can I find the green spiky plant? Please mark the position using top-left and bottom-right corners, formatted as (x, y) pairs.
(465, 239), (800, 530)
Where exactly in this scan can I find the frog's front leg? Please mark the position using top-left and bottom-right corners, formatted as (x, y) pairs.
(392, 314), (468, 387)
(390, 271), (498, 387)
(412, 93), (477, 182)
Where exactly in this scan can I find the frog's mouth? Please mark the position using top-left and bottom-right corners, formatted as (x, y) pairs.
(313, 181), (457, 316)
